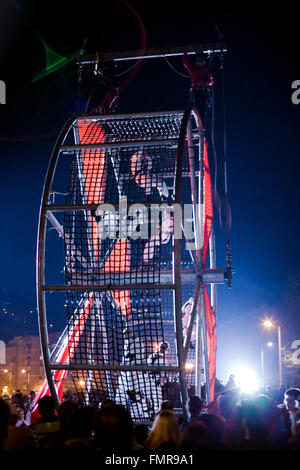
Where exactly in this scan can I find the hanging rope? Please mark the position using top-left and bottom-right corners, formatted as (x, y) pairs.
(114, 60), (143, 78)
(118, 0), (147, 96)
(163, 56), (190, 79)
(163, 52), (223, 236)
(217, 34), (233, 287)
(210, 84), (223, 230)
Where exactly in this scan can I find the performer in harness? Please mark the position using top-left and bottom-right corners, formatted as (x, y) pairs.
(145, 341), (170, 415)
(115, 328), (151, 418)
(183, 52), (214, 129)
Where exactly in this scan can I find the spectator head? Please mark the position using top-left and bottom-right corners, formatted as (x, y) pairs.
(17, 408), (25, 421)
(0, 398), (10, 440)
(218, 394), (236, 420)
(145, 410), (180, 450)
(38, 395), (56, 418)
(57, 400), (78, 435)
(134, 423), (149, 446)
(160, 400), (173, 411)
(69, 406), (96, 439)
(180, 421), (209, 450)
(188, 395), (203, 418)
(93, 403), (133, 451)
(99, 399), (115, 409)
(285, 387), (300, 400)
(198, 413), (225, 447)
(240, 398), (271, 442)
(284, 392), (299, 412)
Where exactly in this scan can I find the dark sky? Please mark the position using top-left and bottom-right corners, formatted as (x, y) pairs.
(0, 0), (299, 383)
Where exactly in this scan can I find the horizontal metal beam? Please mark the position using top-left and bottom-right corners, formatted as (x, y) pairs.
(76, 43), (227, 65)
(49, 362), (180, 372)
(45, 202), (176, 211)
(73, 110), (184, 121)
(202, 269), (225, 284)
(42, 284), (176, 291)
(60, 138), (179, 152)
(42, 270), (224, 292)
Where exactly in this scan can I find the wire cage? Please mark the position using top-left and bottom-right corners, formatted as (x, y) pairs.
(36, 108), (223, 422)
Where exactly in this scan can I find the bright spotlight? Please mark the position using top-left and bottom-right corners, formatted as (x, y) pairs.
(232, 367), (259, 393)
(263, 319), (273, 328)
(184, 362), (194, 371)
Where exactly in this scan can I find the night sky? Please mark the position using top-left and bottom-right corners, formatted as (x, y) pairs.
(0, 0), (299, 384)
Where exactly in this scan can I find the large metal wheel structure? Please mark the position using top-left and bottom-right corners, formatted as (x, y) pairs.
(36, 106), (224, 422)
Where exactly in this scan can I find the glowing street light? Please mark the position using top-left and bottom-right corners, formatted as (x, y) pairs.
(262, 318), (282, 386)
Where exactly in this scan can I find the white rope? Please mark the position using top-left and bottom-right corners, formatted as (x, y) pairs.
(163, 56), (190, 79)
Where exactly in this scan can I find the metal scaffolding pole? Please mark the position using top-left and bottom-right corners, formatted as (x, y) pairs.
(76, 43), (227, 65)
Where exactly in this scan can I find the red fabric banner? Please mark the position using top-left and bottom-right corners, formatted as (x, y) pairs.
(31, 295), (93, 422)
(203, 285), (217, 401)
(202, 138), (216, 402)
(202, 139), (213, 265)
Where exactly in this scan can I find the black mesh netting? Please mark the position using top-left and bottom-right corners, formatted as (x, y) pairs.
(62, 113), (198, 420)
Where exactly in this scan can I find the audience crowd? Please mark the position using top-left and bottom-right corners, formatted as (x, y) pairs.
(1, 379), (300, 457)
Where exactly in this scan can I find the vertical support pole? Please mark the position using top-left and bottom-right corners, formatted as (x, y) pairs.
(187, 115), (203, 399)
(173, 239), (189, 421)
(209, 225), (217, 314)
(201, 294), (211, 404)
(84, 304), (95, 405)
(37, 115), (77, 409)
(198, 116), (211, 404)
(195, 286), (203, 396)
(173, 108), (191, 421)
(278, 326), (282, 387)
(187, 118), (201, 256)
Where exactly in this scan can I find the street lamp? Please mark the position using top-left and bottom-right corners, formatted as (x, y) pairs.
(261, 342), (273, 387)
(262, 319), (282, 386)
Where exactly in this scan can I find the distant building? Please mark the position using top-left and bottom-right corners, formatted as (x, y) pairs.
(0, 340), (5, 364)
(0, 333), (62, 396)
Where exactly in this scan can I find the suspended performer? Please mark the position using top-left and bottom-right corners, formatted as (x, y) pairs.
(130, 150), (169, 198)
(183, 52), (214, 129)
(182, 297), (197, 343)
(141, 209), (173, 264)
(115, 328), (152, 418)
(144, 341), (170, 416)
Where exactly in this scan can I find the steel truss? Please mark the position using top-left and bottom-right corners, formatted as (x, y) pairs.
(36, 108), (224, 421)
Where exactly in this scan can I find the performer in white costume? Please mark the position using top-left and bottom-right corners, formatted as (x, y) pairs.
(115, 328), (151, 418)
(182, 297), (197, 343)
(144, 341), (170, 415)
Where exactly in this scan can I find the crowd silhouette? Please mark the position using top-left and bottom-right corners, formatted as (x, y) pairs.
(1, 379), (300, 458)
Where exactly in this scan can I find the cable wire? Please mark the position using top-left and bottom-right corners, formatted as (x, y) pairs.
(162, 56), (190, 79)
